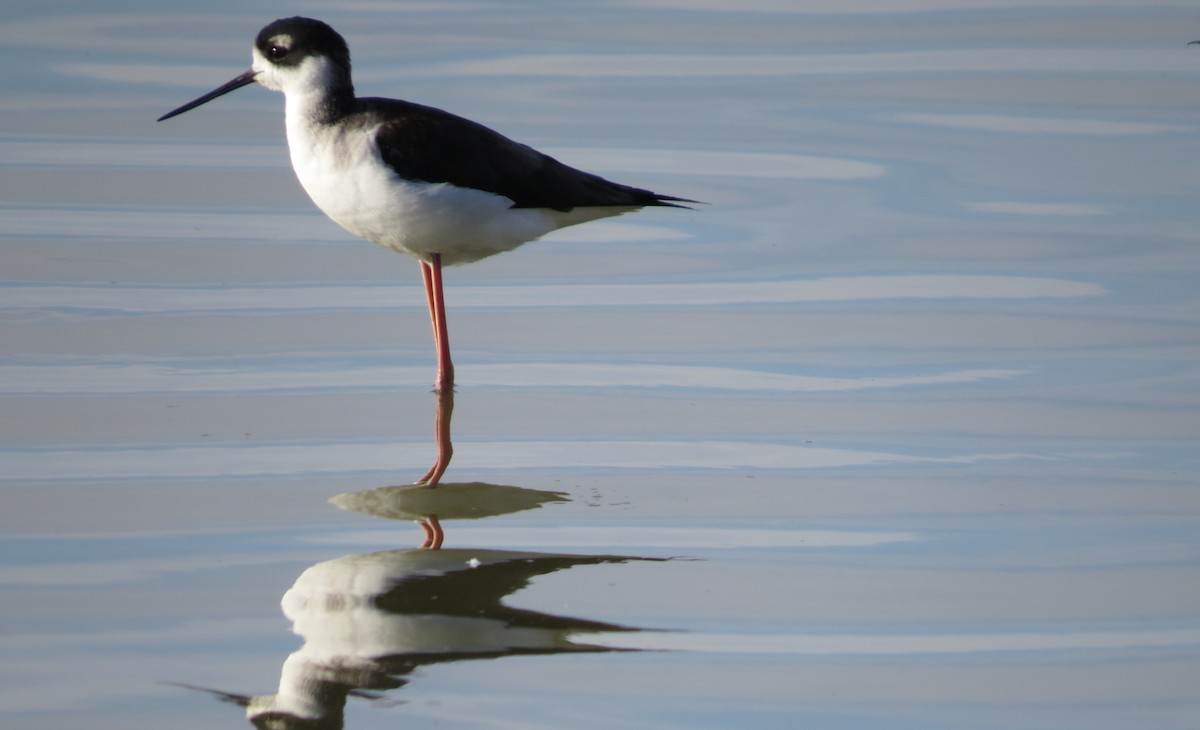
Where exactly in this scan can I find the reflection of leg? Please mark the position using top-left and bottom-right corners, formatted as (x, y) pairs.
(416, 388), (454, 486)
(420, 254), (454, 394)
(417, 515), (444, 550)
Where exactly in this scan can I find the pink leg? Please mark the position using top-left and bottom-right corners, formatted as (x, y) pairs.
(419, 254), (454, 394)
(417, 515), (444, 550)
(415, 389), (454, 486)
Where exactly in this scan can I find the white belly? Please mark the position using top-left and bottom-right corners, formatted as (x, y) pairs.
(286, 119), (630, 266)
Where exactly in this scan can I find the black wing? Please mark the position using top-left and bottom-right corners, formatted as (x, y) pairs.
(362, 97), (691, 211)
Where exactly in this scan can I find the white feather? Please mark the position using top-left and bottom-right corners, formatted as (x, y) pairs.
(258, 49), (635, 266)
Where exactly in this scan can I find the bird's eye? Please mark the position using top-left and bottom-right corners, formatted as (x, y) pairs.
(268, 45), (289, 60)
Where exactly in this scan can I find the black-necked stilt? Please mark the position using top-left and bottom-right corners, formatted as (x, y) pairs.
(158, 16), (692, 394)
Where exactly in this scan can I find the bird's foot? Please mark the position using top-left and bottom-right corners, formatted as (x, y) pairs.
(414, 461), (447, 486)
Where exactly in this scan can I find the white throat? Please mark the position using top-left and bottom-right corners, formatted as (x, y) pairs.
(252, 48), (344, 107)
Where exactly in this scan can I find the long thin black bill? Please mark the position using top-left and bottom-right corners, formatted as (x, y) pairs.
(157, 69), (259, 122)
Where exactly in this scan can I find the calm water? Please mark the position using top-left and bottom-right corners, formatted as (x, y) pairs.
(2, 2), (1199, 728)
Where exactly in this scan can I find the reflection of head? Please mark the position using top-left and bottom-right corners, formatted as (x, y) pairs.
(246, 650), (407, 730)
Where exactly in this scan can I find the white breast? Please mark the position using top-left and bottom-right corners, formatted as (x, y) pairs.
(284, 109), (628, 266)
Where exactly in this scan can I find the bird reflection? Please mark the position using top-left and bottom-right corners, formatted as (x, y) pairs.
(175, 482), (662, 726)
(412, 389), (451, 485)
(188, 547), (652, 729)
(331, 481), (569, 549)
(416, 389), (454, 487)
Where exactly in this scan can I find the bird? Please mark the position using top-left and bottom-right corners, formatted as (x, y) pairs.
(158, 16), (693, 395)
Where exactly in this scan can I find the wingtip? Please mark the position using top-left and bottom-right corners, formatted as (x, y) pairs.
(655, 194), (705, 209)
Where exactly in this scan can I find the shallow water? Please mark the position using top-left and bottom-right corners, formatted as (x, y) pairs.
(2, 2), (1199, 728)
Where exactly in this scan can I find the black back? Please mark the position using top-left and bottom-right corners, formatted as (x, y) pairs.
(363, 98), (690, 211)
(256, 17), (692, 212)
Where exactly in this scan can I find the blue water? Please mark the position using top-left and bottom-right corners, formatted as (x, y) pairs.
(2, 1), (1199, 728)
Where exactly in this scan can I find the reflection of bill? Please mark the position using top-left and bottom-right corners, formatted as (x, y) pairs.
(236, 548), (654, 729)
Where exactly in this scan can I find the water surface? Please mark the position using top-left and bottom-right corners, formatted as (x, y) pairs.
(2, 1), (1199, 728)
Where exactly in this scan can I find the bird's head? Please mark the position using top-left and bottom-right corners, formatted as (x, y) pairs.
(252, 17), (352, 96)
(157, 16), (352, 122)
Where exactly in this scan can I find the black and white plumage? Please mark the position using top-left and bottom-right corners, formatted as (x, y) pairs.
(159, 16), (691, 400)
